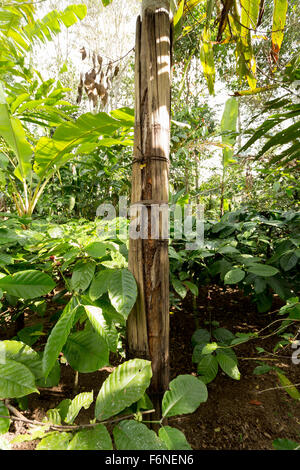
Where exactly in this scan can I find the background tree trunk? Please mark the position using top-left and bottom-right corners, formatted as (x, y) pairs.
(127, 0), (171, 403)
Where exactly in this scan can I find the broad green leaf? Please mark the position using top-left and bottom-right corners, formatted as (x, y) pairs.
(113, 420), (167, 450)
(192, 343), (208, 363)
(276, 372), (300, 400)
(247, 264), (279, 277)
(46, 408), (61, 425)
(266, 277), (292, 300)
(201, 342), (218, 355)
(70, 261), (96, 292)
(17, 323), (43, 346)
(0, 82), (32, 180)
(183, 280), (198, 297)
(271, 0), (288, 62)
(85, 242), (108, 258)
(11, 427), (53, 444)
(0, 270), (55, 299)
(191, 329), (210, 347)
(24, 5), (87, 45)
(68, 424), (113, 450)
(280, 252), (298, 271)
(0, 253), (13, 266)
(34, 111), (132, 180)
(0, 359), (38, 398)
(162, 374), (208, 418)
(253, 364), (273, 375)
(36, 359), (60, 388)
(0, 402), (10, 434)
(213, 328), (235, 344)
(36, 432), (72, 450)
(0, 340), (43, 381)
(174, 0), (184, 27)
(221, 98), (239, 166)
(158, 426), (192, 450)
(63, 328), (109, 373)
(65, 391), (93, 424)
(200, 26), (215, 95)
(216, 350), (240, 380)
(197, 354), (218, 384)
(95, 359), (152, 420)
(273, 438), (300, 450)
(42, 298), (78, 377)
(172, 278), (187, 299)
(89, 269), (112, 301)
(254, 276), (267, 294)
(84, 305), (118, 352)
(224, 268), (245, 284)
(240, 0), (260, 30)
(108, 269), (137, 319)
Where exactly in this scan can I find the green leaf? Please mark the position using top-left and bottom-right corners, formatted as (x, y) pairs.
(200, 22), (215, 94)
(70, 261), (96, 293)
(89, 269), (112, 301)
(273, 438), (300, 450)
(0, 340), (43, 381)
(63, 327), (109, 373)
(0, 359), (38, 398)
(276, 371), (300, 400)
(247, 264), (279, 277)
(158, 426), (192, 450)
(191, 329), (210, 347)
(271, 0), (288, 62)
(192, 343), (208, 363)
(253, 364), (273, 375)
(280, 252), (298, 271)
(113, 420), (167, 450)
(42, 298), (78, 378)
(17, 323), (43, 347)
(0, 270), (55, 299)
(216, 350), (240, 380)
(183, 280), (199, 297)
(224, 268), (245, 284)
(201, 342), (218, 355)
(162, 375), (208, 418)
(34, 111), (132, 180)
(0, 82), (32, 180)
(36, 432), (72, 450)
(37, 359), (60, 388)
(68, 424), (113, 450)
(172, 279), (187, 299)
(221, 98), (239, 165)
(0, 402), (10, 434)
(65, 391), (93, 424)
(197, 354), (218, 384)
(85, 242), (108, 258)
(213, 328), (235, 344)
(108, 269), (137, 319)
(24, 5), (87, 45)
(95, 359), (152, 420)
(84, 305), (118, 352)
(174, 0), (185, 27)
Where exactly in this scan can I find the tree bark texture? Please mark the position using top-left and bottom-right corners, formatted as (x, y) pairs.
(127, 1), (171, 396)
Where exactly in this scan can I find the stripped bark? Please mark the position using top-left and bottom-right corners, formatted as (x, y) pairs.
(127, 0), (171, 397)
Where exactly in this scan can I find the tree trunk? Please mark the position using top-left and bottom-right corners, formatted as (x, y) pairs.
(127, 0), (171, 403)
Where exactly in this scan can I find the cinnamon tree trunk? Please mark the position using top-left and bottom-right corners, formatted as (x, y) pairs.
(127, 0), (171, 400)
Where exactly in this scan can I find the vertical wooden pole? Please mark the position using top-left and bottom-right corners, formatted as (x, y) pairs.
(127, 0), (171, 399)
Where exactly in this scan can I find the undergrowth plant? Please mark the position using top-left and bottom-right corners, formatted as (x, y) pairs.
(0, 358), (208, 450)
